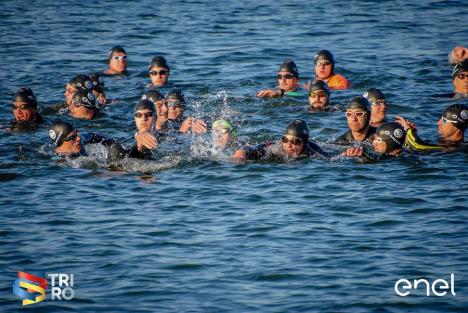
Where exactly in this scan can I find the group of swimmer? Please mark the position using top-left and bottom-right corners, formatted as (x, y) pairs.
(6, 44), (468, 164)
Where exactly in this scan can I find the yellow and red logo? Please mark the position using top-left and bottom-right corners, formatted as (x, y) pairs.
(12, 271), (48, 306)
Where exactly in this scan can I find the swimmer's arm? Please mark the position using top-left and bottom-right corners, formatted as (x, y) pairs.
(448, 46), (467, 64)
(257, 88), (283, 98)
(404, 128), (441, 152)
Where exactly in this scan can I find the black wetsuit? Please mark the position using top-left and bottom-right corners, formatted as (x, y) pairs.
(8, 113), (44, 131)
(334, 126), (377, 145)
(243, 140), (329, 161)
(309, 105), (340, 113)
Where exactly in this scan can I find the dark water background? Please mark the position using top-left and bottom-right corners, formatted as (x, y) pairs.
(0, 0), (467, 312)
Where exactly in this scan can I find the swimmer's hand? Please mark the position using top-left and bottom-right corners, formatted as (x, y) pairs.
(179, 117), (193, 133)
(395, 115), (416, 130)
(341, 147), (364, 157)
(232, 149), (246, 162)
(136, 132), (158, 151)
(449, 46), (468, 64)
(257, 89), (282, 98)
(192, 119), (207, 134)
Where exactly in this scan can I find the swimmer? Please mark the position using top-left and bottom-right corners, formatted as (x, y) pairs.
(103, 46), (128, 75)
(257, 60), (304, 98)
(141, 90), (167, 131)
(64, 74), (94, 107)
(233, 119), (328, 161)
(211, 119), (238, 150)
(363, 88), (388, 127)
(48, 121), (115, 157)
(130, 99), (160, 159)
(163, 89), (207, 134)
(148, 56), (170, 87)
(313, 50), (350, 90)
(334, 96), (376, 145)
(448, 45), (468, 64)
(396, 104), (468, 151)
(308, 80), (337, 111)
(9, 88), (43, 130)
(342, 122), (406, 159)
(69, 89), (100, 120)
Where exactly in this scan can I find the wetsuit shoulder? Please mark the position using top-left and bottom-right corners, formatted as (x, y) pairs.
(243, 141), (275, 160)
(284, 90), (307, 97)
(305, 141), (330, 158)
(334, 130), (354, 145)
(404, 128), (443, 152)
(128, 144), (153, 160)
(327, 74), (351, 90)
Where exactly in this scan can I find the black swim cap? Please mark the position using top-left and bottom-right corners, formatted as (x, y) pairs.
(314, 50), (335, 65)
(166, 88), (185, 105)
(278, 60), (299, 77)
(89, 73), (104, 93)
(347, 96), (370, 112)
(12, 87), (38, 109)
(308, 80), (330, 95)
(134, 99), (156, 114)
(68, 74), (94, 91)
(148, 56), (169, 70)
(284, 119), (310, 143)
(442, 104), (468, 130)
(49, 121), (75, 147)
(107, 45), (126, 62)
(376, 122), (406, 152)
(452, 59), (468, 79)
(363, 88), (386, 104)
(141, 90), (164, 104)
(71, 89), (97, 109)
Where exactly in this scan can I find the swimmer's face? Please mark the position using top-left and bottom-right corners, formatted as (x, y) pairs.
(57, 130), (81, 154)
(12, 102), (36, 121)
(453, 71), (468, 94)
(346, 109), (368, 132)
(149, 66), (170, 87)
(308, 89), (330, 108)
(277, 71), (298, 92)
(134, 109), (154, 132)
(167, 99), (183, 120)
(212, 127), (232, 147)
(109, 52), (128, 74)
(372, 136), (388, 153)
(315, 60), (333, 80)
(155, 100), (168, 118)
(70, 102), (96, 120)
(64, 84), (78, 106)
(282, 135), (304, 156)
(370, 99), (387, 122)
(437, 117), (459, 139)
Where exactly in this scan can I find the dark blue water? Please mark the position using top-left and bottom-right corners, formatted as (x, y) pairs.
(1, 0), (467, 312)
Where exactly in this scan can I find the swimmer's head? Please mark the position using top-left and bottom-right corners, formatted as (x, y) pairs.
(346, 96), (371, 131)
(71, 90), (97, 109)
(49, 121), (75, 147)
(284, 119), (309, 143)
(134, 99), (156, 114)
(363, 88), (386, 105)
(166, 89), (185, 120)
(148, 56), (170, 86)
(314, 50), (335, 78)
(141, 90), (164, 104)
(308, 80), (330, 108)
(278, 60), (299, 78)
(452, 60), (468, 94)
(12, 88), (38, 109)
(68, 74), (94, 91)
(441, 104), (468, 131)
(212, 119), (237, 147)
(373, 122), (406, 154)
(107, 45), (127, 63)
(134, 99), (156, 131)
